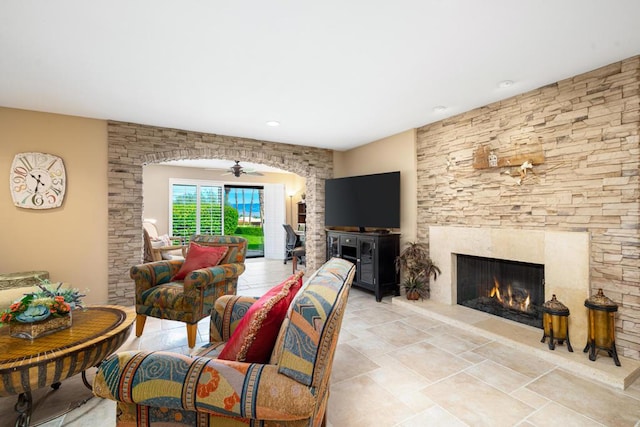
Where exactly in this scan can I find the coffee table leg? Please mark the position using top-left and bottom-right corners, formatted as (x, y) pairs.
(82, 370), (92, 390)
(14, 391), (32, 427)
(82, 362), (101, 390)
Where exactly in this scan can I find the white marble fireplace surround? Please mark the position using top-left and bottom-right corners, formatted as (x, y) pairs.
(429, 226), (591, 352)
(400, 225), (640, 389)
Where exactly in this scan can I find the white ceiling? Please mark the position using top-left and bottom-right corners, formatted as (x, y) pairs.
(1, 1), (639, 151)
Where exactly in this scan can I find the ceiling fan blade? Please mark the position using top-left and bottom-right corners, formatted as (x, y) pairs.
(245, 171), (264, 176)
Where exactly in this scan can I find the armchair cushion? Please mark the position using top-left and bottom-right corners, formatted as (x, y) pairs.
(172, 243), (228, 281)
(218, 271), (304, 363)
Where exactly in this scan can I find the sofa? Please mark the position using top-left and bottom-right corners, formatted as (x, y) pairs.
(93, 257), (356, 426)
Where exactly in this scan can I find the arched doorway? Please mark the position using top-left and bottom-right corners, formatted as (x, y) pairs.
(107, 121), (333, 305)
(144, 160), (304, 259)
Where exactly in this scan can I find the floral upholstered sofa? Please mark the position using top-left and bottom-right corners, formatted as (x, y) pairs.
(93, 257), (356, 426)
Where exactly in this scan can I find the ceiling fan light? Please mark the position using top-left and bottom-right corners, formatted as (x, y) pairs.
(223, 160), (264, 178)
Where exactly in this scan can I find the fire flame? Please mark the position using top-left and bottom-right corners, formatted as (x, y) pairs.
(489, 277), (531, 312)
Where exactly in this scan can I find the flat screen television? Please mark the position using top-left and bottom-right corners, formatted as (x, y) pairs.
(324, 171), (400, 231)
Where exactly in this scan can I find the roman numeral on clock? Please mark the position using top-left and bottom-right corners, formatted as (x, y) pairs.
(19, 156), (33, 171)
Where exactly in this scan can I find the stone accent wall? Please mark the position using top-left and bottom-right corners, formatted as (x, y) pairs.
(108, 121), (332, 306)
(416, 56), (640, 360)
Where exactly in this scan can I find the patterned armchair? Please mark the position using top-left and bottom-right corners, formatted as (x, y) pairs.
(132, 235), (247, 348)
(94, 257), (356, 427)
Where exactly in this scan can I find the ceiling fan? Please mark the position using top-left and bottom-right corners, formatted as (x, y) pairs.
(222, 161), (264, 178)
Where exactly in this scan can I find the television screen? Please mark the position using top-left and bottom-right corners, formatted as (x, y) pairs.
(324, 171), (400, 230)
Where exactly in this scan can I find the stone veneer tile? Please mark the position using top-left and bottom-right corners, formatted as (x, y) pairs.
(416, 56), (640, 361)
(107, 121), (333, 306)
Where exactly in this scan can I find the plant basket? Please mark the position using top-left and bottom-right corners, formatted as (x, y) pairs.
(406, 290), (421, 301)
(10, 313), (72, 339)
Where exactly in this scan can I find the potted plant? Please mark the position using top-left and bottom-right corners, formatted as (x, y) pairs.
(0, 279), (85, 339)
(395, 242), (440, 300)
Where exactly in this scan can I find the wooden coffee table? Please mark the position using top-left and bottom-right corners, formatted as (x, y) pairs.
(0, 305), (135, 426)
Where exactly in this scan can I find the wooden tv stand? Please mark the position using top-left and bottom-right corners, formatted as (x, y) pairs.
(326, 230), (400, 302)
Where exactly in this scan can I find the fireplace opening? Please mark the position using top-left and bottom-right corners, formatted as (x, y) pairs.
(456, 254), (544, 329)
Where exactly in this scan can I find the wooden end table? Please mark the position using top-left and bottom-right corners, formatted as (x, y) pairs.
(0, 305), (135, 427)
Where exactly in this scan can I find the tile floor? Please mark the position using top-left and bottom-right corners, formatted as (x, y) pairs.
(28, 259), (640, 426)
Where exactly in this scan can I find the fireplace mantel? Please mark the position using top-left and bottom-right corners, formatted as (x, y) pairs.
(429, 226), (590, 343)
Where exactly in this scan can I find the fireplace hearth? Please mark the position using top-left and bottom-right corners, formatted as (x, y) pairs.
(457, 254), (544, 329)
(430, 226), (591, 355)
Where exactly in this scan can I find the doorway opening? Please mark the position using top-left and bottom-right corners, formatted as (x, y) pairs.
(225, 185), (264, 258)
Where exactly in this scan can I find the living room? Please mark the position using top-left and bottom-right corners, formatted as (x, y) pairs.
(3, 54), (639, 358)
(1, 2), (640, 425)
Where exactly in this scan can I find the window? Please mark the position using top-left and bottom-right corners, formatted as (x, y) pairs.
(170, 180), (224, 240)
(226, 186), (263, 226)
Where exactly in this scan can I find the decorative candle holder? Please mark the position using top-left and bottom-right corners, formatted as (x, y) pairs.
(540, 294), (572, 352)
(583, 289), (620, 366)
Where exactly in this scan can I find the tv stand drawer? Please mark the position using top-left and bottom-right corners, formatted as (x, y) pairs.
(340, 236), (357, 247)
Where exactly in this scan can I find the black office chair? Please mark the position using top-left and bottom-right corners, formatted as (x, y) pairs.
(282, 224), (305, 272)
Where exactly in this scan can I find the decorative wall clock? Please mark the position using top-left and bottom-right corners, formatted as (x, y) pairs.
(10, 152), (66, 209)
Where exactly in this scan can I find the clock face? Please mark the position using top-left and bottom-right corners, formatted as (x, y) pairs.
(10, 152), (66, 209)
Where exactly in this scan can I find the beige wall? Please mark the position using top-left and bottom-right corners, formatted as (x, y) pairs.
(333, 129), (417, 244)
(0, 108), (109, 304)
(143, 164), (305, 233)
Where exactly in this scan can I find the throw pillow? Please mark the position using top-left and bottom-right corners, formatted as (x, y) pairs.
(158, 234), (172, 246)
(150, 240), (165, 249)
(218, 271), (304, 363)
(171, 243), (228, 281)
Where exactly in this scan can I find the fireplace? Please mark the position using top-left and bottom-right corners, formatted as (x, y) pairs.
(428, 226), (590, 343)
(456, 254), (544, 328)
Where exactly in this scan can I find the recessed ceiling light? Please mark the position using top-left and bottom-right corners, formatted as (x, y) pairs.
(266, 121), (280, 127)
(498, 80), (514, 88)
(433, 106), (447, 113)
